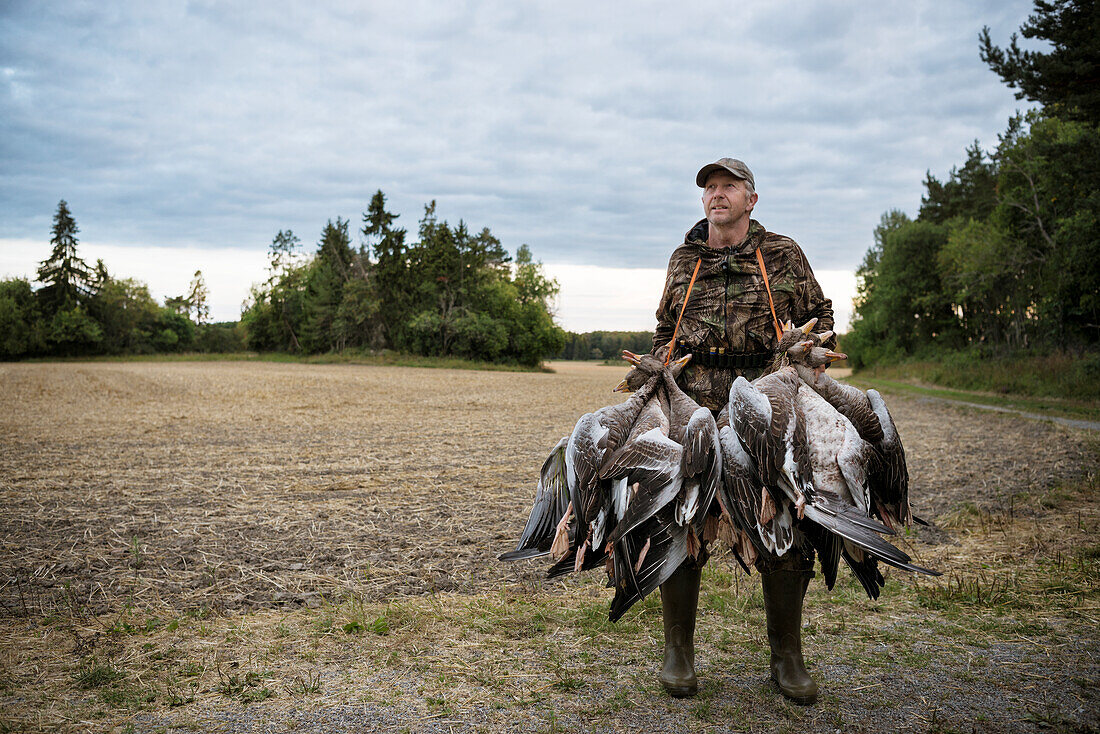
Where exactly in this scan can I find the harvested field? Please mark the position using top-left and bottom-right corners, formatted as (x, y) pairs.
(0, 360), (1097, 733)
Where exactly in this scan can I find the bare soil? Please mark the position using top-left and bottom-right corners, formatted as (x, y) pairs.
(0, 361), (1096, 733)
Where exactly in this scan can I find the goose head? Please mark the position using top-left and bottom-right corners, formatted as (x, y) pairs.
(803, 346), (846, 373)
(769, 318), (819, 370)
(788, 344), (847, 380)
(614, 350), (691, 392)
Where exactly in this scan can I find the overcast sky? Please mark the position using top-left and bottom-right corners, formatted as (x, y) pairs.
(1, 1), (1037, 331)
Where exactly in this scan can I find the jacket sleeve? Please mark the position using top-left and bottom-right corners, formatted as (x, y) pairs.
(791, 247), (836, 348)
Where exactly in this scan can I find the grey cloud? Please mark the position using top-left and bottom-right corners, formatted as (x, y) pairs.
(2, 0), (1037, 276)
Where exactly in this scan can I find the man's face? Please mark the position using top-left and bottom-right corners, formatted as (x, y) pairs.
(702, 171), (757, 228)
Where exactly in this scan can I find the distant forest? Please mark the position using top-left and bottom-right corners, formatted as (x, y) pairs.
(556, 331), (654, 361)
(0, 194), (572, 366)
(845, 0), (1100, 366)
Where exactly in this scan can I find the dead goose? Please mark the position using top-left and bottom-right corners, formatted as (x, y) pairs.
(499, 370), (661, 566)
(502, 351), (723, 622)
(600, 352), (719, 620)
(607, 352), (721, 556)
(792, 346), (913, 530)
(721, 328), (937, 589)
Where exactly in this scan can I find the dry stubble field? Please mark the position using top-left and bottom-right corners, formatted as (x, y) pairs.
(0, 360), (1097, 733)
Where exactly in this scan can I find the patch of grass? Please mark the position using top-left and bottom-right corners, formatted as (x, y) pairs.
(217, 670), (275, 703)
(74, 660), (126, 689)
(1080, 544), (1100, 560)
(339, 597), (395, 637)
(99, 683), (156, 708)
(285, 671), (322, 696)
(851, 347), (1100, 404)
(184, 605), (214, 620)
(163, 678), (196, 707)
(916, 571), (1028, 612)
(178, 661), (203, 678)
(939, 501), (989, 530)
(312, 614), (334, 636)
(128, 536), (144, 569)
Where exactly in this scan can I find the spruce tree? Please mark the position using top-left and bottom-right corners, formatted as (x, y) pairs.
(362, 191), (410, 348)
(37, 200), (94, 315)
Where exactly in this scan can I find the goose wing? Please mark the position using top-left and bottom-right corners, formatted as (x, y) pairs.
(680, 405), (722, 540)
(799, 370), (913, 530)
(866, 389), (912, 529)
(797, 366), (883, 443)
(718, 423), (793, 558)
(499, 436), (572, 561)
(566, 411), (610, 528)
(608, 515), (690, 622)
(602, 428), (683, 545)
(798, 487), (938, 576)
(732, 370), (812, 504)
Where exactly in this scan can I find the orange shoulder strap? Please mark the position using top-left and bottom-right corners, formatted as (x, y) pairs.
(755, 247), (783, 341)
(665, 258), (702, 365)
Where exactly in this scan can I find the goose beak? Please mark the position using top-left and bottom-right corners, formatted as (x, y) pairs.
(672, 354), (692, 369)
(613, 378), (631, 393)
(621, 350), (642, 365)
(824, 350), (847, 363)
(786, 341), (813, 359)
(818, 330), (834, 343)
(799, 318), (819, 335)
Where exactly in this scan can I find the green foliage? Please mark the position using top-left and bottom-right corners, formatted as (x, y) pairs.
(46, 306), (104, 355)
(13, 192), (562, 366)
(0, 278), (45, 358)
(919, 143), (998, 225)
(241, 229), (309, 352)
(194, 322), (246, 352)
(846, 216), (960, 367)
(853, 346), (1100, 404)
(243, 192), (564, 366)
(849, 3), (1100, 369)
(1, 201), (225, 359)
(88, 277), (165, 354)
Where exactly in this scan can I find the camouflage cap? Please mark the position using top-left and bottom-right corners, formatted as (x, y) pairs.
(696, 158), (755, 189)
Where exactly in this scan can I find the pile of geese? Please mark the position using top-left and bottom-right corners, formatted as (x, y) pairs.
(501, 320), (938, 620)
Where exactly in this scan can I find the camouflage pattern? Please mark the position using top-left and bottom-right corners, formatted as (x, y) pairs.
(651, 219), (834, 411)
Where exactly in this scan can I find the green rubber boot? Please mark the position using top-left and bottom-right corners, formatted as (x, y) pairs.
(762, 569), (819, 705)
(659, 562), (700, 697)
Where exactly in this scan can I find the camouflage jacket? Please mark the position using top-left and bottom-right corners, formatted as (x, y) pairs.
(651, 219), (834, 410)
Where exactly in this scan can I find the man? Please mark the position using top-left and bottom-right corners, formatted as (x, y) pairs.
(651, 158), (834, 703)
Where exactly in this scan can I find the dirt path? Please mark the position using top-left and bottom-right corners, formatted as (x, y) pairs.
(0, 361), (1096, 733)
(909, 395), (1100, 432)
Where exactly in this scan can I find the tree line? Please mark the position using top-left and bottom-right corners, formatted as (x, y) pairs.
(1, 193), (565, 365)
(556, 331), (654, 360)
(846, 0), (1100, 366)
(0, 200), (240, 358)
(241, 192), (563, 366)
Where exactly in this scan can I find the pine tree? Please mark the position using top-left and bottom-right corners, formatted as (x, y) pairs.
(979, 0), (1100, 124)
(362, 191), (410, 348)
(37, 200), (94, 315)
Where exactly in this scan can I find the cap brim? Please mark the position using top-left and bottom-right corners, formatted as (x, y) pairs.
(696, 163), (748, 188)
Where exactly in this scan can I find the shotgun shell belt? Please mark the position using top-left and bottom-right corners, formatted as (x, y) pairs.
(679, 344), (771, 369)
